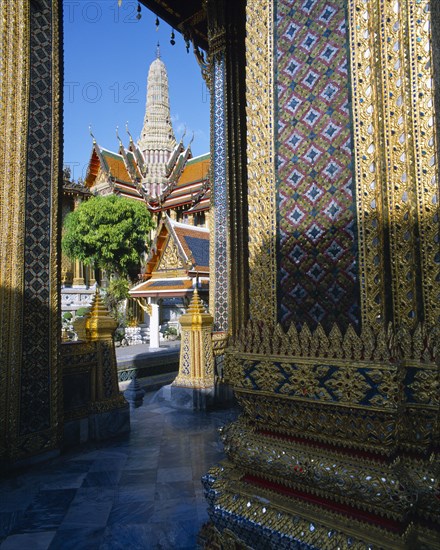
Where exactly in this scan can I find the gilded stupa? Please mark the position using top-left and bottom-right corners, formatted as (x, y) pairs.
(138, 43), (177, 197)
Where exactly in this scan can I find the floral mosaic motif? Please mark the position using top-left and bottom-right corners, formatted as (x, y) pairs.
(203, 333), (215, 377)
(241, 359), (397, 408)
(404, 367), (440, 406)
(100, 342), (115, 399)
(275, 0), (360, 331)
(181, 331), (191, 376)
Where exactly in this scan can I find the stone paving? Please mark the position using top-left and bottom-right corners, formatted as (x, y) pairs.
(0, 392), (238, 549)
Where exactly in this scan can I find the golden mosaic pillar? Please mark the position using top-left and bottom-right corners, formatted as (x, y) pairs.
(62, 290), (129, 445)
(85, 290), (123, 407)
(0, 0), (62, 465)
(61, 202), (74, 285)
(201, 0), (440, 548)
(206, 0), (249, 335)
(173, 289), (215, 389)
(72, 259), (85, 286)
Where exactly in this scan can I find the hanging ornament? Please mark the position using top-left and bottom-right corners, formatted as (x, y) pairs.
(136, 2), (141, 20)
(170, 29), (175, 46)
(185, 37), (190, 53)
(155, 17), (160, 31)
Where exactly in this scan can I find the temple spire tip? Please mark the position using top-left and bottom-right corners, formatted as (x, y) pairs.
(89, 124), (96, 144)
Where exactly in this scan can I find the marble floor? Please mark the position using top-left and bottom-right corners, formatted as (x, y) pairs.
(0, 393), (238, 550)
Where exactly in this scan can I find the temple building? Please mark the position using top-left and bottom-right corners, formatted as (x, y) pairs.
(83, 46), (210, 228)
(1, 1), (439, 548)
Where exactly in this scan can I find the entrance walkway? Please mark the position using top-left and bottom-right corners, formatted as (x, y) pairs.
(0, 393), (238, 549)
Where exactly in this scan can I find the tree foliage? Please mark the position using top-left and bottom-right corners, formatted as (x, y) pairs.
(104, 277), (130, 322)
(62, 195), (154, 279)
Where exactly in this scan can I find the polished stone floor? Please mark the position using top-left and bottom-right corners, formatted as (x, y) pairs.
(0, 392), (238, 549)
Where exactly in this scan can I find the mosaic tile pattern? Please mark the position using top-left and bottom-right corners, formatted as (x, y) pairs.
(212, 55), (229, 332)
(276, 0), (360, 331)
(20, 0), (56, 436)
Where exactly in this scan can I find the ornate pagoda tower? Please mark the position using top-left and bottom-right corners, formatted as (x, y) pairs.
(138, 44), (177, 197)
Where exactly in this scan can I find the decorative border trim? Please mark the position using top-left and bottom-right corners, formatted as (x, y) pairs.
(210, 53), (229, 332)
(246, 0), (277, 323)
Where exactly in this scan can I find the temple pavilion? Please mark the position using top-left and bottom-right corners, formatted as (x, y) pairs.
(129, 215), (209, 347)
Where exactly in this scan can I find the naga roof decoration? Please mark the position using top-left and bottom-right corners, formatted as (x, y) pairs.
(84, 137), (210, 211)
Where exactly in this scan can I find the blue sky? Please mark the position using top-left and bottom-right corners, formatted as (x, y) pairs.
(63, 0), (210, 181)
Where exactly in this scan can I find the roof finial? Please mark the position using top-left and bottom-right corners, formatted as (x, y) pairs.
(89, 124), (96, 144)
(156, 42), (160, 59)
(116, 125), (123, 146)
(126, 122), (134, 142)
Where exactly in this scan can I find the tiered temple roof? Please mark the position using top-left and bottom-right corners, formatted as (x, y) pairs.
(150, 153), (210, 213)
(84, 140), (210, 215)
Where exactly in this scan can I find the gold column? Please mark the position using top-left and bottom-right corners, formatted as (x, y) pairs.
(88, 265), (96, 287)
(173, 289), (215, 389)
(203, 0), (440, 547)
(61, 257), (74, 286)
(0, 0), (30, 462)
(245, 0), (277, 324)
(0, 0), (61, 462)
(72, 259), (84, 286)
(349, 0), (439, 330)
(71, 198), (84, 286)
(61, 201), (74, 285)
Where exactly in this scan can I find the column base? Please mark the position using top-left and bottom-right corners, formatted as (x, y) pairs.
(123, 378), (145, 408)
(153, 383), (215, 410)
(200, 462), (438, 550)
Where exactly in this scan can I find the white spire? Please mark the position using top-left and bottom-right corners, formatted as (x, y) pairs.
(138, 47), (176, 197)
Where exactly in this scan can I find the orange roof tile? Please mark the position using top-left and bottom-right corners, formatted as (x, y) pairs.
(177, 155), (210, 186)
(101, 150), (132, 183)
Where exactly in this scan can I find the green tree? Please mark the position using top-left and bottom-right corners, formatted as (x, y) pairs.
(62, 195), (154, 280)
(104, 277), (131, 324)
